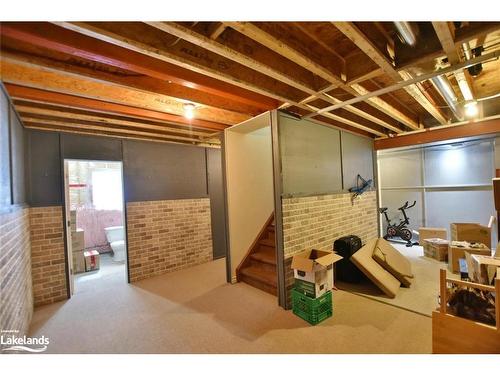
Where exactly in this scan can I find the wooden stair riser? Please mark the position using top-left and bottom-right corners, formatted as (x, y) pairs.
(249, 258), (276, 273)
(239, 273), (277, 296)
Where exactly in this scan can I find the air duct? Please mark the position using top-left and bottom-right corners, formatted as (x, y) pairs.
(393, 22), (418, 46)
(431, 75), (463, 120)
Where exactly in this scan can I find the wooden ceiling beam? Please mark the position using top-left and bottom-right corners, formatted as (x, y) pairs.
(1, 22), (277, 112)
(145, 22), (319, 96)
(222, 22), (409, 132)
(16, 105), (212, 138)
(432, 22), (476, 101)
(332, 22), (448, 127)
(22, 117), (205, 143)
(1, 49), (262, 116)
(224, 21), (344, 86)
(1, 58), (249, 125)
(24, 123), (213, 146)
(54, 22), (301, 104)
(304, 104), (386, 137)
(210, 23), (227, 40)
(54, 22), (393, 136)
(4, 84), (227, 131)
(142, 22), (397, 135)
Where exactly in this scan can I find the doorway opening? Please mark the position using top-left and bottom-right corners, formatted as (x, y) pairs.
(63, 159), (128, 296)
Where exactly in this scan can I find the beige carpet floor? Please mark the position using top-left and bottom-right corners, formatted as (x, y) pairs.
(337, 243), (458, 317)
(29, 258), (431, 354)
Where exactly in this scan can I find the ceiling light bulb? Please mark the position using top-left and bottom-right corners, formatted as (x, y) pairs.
(183, 103), (196, 120)
(464, 101), (479, 118)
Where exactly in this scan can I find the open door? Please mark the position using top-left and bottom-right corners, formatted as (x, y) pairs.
(63, 160), (74, 296)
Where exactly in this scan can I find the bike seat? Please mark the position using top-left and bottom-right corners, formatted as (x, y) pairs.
(379, 207), (388, 213)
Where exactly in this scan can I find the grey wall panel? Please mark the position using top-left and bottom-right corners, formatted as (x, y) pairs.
(378, 149), (423, 188)
(61, 133), (122, 161)
(10, 108), (26, 204)
(123, 140), (208, 202)
(424, 141), (494, 186)
(26, 130), (62, 206)
(0, 88), (11, 207)
(426, 190), (496, 245)
(279, 114), (342, 196)
(341, 131), (374, 190)
(207, 148), (227, 259)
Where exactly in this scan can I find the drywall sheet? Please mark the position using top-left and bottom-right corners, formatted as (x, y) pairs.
(341, 131), (374, 190)
(26, 130), (62, 206)
(123, 140), (207, 201)
(10, 108), (26, 204)
(61, 133), (122, 161)
(378, 148), (423, 188)
(424, 141), (494, 186)
(279, 114), (342, 196)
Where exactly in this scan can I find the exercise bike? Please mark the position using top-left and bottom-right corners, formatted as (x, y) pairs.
(379, 201), (417, 247)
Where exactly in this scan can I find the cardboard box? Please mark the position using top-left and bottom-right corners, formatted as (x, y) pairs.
(291, 249), (342, 298)
(419, 227), (447, 242)
(448, 241), (491, 273)
(423, 238), (449, 261)
(84, 250), (100, 272)
(466, 253), (500, 285)
(450, 223), (491, 248)
(70, 210), (77, 232)
(71, 229), (85, 251)
(72, 249), (86, 274)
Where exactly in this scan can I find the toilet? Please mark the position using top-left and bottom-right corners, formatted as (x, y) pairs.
(104, 226), (126, 262)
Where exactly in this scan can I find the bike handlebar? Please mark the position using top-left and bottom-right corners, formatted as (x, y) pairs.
(398, 201), (416, 210)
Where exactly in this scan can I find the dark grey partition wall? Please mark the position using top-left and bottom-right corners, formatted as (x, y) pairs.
(279, 113), (342, 196)
(10, 108), (27, 204)
(24, 128), (227, 258)
(122, 140), (208, 202)
(341, 131), (374, 190)
(26, 130), (62, 206)
(61, 133), (123, 161)
(207, 148), (227, 259)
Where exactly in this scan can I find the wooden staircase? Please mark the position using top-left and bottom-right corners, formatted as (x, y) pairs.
(236, 214), (277, 295)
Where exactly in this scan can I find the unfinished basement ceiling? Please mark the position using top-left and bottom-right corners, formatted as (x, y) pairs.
(0, 21), (499, 145)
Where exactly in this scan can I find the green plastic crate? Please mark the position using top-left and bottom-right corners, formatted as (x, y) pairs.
(294, 279), (327, 298)
(292, 289), (333, 325)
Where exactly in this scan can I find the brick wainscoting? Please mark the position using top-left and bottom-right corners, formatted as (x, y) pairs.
(29, 206), (67, 307)
(127, 198), (213, 282)
(281, 190), (379, 307)
(0, 207), (33, 341)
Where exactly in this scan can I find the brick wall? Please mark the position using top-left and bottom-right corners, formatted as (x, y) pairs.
(0, 207), (32, 341)
(29, 206), (68, 306)
(127, 198), (213, 282)
(281, 190), (379, 308)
